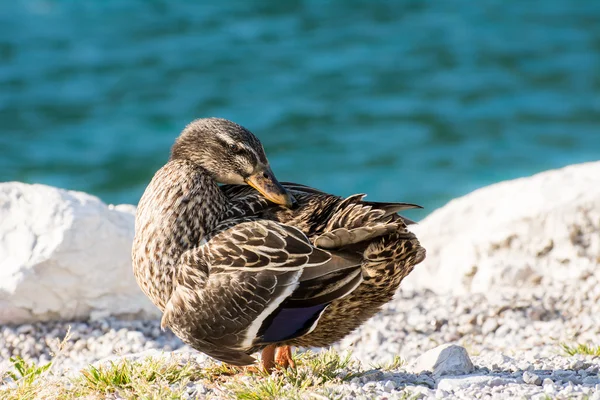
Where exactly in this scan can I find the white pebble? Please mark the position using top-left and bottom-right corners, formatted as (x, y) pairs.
(383, 380), (395, 392)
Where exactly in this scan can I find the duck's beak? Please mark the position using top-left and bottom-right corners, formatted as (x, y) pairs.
(245, 165), (295, 208)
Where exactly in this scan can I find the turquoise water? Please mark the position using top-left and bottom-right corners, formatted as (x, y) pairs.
(1, 1), (599, 219)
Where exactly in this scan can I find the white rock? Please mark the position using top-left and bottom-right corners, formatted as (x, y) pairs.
(408, 344), (474, 377)
(404, 161), (600, 294)
(0, 182), (159, 324)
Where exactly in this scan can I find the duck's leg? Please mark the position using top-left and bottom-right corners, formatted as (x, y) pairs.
(275, 345), (296, 369)
(261, 345), (277, 373)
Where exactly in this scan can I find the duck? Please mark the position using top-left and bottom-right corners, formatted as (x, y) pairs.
(132, 118), (426, 372)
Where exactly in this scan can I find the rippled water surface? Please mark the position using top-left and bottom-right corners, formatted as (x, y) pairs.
(1, 1), (599, 218)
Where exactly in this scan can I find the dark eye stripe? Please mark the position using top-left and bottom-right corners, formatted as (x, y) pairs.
(215, 134), (263, 165)
(247, 137), (269, 164)
(255, 148), (268, 164)
(244, 148), (258, 165)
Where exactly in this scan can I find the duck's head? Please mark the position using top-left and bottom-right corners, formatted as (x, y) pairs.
(171, 118), (295, 207)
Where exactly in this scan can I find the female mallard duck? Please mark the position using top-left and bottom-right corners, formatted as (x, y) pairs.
(132, 118), (426, 372)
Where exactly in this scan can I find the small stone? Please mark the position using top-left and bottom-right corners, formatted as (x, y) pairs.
(383, 380), (396, 392)
(408, 344), (474, 377)
(570, 359), (587, 370)
(488, 353), (514, 370)
(0, 360), (11, 378)
(543, 382), (556, 394)
(488, 377), (509, 387)
(481, 319), (499, 335)
(409, 386), (432, 399)
(15, 324), (34, 335)
(437, 375), (517, 391)
(542, 378), (554, 386)
(360, 370), (384, 383)
(414, 373), (436, 388)
(532, 394), (549, 400)
(562, 382), (575, 394)
(583, 376), (598, 385)
(185, 382), (197, 395)
(523, 371), (542, 386)
(495, 324), (510, 337)
(527, 307), (546, 321)
(586, 365), (599, 374)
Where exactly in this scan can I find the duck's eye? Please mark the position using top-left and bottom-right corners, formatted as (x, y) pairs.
(229, 143), (242, 153)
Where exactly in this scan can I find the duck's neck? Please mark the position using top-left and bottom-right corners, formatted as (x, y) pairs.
(133, 159), (229, 310)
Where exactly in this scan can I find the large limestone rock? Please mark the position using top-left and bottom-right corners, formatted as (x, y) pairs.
(0, 182), (159, 324)
(404, 161), (600, 294)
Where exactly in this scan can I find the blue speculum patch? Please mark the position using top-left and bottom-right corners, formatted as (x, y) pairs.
(260, 304), (327, 343)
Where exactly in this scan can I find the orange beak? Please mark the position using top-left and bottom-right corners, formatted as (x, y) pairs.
(245, 165), (295, 208)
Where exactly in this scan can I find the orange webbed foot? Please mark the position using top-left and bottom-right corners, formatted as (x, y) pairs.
(275, 345), (296, 369)
(261, 344), (277, 374)
(261, 345), (296, 373)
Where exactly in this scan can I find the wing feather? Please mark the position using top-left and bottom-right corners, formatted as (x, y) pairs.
(161, 218), (362, 364)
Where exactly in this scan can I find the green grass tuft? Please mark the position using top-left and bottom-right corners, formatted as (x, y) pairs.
(233, 374), (297, 400)
(561, 343), (600, 357)
(7, 356), (52, 387)
(75, 355), (209, 398)
(2, 345), (381, 400)
(80, 362), (132, 393)
(370, 355), (406, 371)
(226, 349), (365, 399)
(297, 348), (361, 383)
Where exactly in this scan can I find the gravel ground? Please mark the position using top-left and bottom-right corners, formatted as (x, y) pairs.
(1, 269), (599, 399)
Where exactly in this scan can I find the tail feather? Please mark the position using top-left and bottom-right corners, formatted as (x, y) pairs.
(361, 200), (422, 216)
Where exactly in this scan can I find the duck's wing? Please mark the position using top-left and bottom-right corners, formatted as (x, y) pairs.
(220, 182), (327, 198)
(279, 181), (329, 195)
(220, 181), (421, 234)
(222, 182), (420, 217)
(160, 219), (362, 365)
(219, 183), (254, 199)
(219, 184), (274, 217)
(313, 194), (422, 249)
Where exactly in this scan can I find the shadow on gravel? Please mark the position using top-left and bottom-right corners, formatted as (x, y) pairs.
(359, 366), (596, 391)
